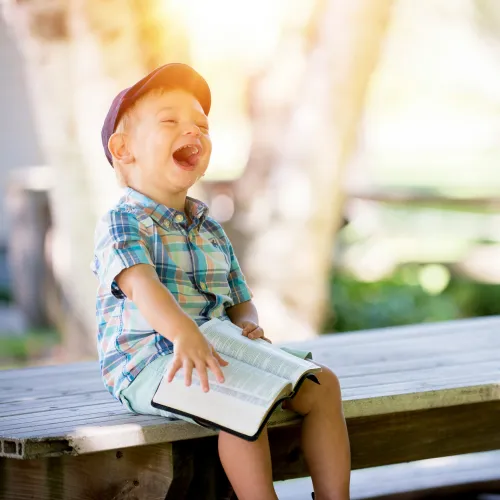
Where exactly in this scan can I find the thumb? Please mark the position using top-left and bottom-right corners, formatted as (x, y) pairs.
(243, 324), (257, 334)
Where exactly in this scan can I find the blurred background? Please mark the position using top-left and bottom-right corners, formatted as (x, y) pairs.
(0, 0), (500, 371)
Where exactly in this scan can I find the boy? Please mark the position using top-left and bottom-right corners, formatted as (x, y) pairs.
(92, 63), (350, 500)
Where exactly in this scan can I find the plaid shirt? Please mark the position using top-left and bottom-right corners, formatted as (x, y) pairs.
(91, 187), (252, 401)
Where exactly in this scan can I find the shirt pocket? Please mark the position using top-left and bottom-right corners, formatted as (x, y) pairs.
(203, 238), (231, 295)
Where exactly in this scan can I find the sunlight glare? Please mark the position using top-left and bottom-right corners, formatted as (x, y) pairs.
(167, 0), (285, 69)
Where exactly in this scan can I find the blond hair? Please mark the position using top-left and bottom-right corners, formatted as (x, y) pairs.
(111, 86), (180, 186)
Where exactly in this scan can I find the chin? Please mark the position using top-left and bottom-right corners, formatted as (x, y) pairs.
(166, 175), (200, 193)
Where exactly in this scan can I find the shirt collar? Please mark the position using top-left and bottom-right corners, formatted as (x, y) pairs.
(122, 187), (209, 226)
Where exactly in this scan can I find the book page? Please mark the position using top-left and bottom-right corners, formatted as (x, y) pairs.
(200, 318), (320, 386)
(153, 369), (285, 438)
(166, 355), (290, 406)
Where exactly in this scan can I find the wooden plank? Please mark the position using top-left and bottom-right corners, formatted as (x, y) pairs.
(298, 315), (500, 348)
(308, 329), (500, 368)
(333, 347), (500, 378)
(0, 443), (176, 500)
(5, 374), (499, 459)
(3, 376), (496, 456)
(339, 359), (500, 388)
(2, 346), (498, 419)
(1, 329), (497, 405)
(343, 381), (500, 418)
(2, 366), (497, 436)
(4, 418), (216, 458)
(0, 361), (98, 381)
(349, 451), (500, 500)
(3, 370), (497, 439)
(0, 374), (101, 395)
(269, 400), (500, 479)
(0, 391), (114, 417)
(0, 384), (103, 404)
(0, 403), (129, 432)
(3, 414), (169, 437)
(0, 316), (497, 384)
(343, 372), (500, 400)
(1, 316), (499, 460)
(275, 451), (500, 500)
(0, 399), (127, 424)
(2, 357), (497, 430)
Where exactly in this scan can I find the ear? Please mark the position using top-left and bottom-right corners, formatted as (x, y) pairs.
(108, 132), (134, 164)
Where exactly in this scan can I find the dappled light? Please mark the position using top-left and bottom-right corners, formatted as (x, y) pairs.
(1, 1), (500, 498)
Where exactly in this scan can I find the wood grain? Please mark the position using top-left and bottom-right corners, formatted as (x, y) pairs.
(0, 443), (176, 500)
(1, 316), (500, 499)
(269, 400), (500, 479)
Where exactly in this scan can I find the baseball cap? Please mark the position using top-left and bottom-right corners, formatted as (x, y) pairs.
(101, 63), (211, 166)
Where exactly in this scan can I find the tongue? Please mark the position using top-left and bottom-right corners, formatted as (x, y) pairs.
(186, 154), (198, 166)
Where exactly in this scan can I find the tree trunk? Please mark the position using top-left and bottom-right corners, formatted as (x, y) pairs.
(1, 0), (189, 357)
(2, 0), (392, 351)
(226, 0), (394, 341)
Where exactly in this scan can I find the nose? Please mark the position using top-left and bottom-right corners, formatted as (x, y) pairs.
(182, 123), (201, 137)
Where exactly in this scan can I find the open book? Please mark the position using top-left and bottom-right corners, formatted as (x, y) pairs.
(151, 318), (321, 441)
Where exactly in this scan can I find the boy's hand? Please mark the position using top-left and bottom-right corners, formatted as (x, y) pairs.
(167, 326), (228, 392)
(237, 320), (272, 344)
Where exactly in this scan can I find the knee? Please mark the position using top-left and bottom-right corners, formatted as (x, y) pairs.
(283, 365), (341, 415)
(316, 366), (342, 403)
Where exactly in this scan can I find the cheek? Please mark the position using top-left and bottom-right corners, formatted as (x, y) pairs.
(203, 137), (212, 159)
(154, 131), (175, 156)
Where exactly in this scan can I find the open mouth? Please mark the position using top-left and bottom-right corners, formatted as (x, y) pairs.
(172, 144), (201, 170)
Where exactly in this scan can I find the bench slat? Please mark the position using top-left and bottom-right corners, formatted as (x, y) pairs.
(296, 315), (500, 348)
(305, 328), (499, 367)
(0, 392), (113, 417)
(1, 316), (499, 459)
(333, 347), (499, 377)
(1, 360), (498, 431)
(0, 361), (98, 381)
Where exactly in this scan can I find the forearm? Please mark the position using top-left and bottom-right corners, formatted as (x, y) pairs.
(226, 300), (258, 325)
(127, 274), (196, 342)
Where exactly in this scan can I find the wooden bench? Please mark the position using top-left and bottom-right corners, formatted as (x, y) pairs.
(1, 316), (500, 499)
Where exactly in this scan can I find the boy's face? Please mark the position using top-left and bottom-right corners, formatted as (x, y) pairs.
(125, 89), (212, 194)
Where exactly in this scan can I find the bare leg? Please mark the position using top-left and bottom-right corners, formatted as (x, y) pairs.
(218, 426), (278, 500)
(283, 365), (351, 500)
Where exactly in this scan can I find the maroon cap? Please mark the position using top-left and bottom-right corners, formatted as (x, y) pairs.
(101, 63), (211, 166)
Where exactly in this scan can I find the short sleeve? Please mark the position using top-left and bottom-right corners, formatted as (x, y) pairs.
(92, 210), (155, 298)
(217, 229), (253, 306)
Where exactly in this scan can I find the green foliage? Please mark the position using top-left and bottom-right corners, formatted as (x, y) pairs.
(324, 266), (500, 333)
(0, 329), (60, 369)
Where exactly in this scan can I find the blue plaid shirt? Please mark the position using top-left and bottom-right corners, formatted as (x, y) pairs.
(91, 187), (253, 401)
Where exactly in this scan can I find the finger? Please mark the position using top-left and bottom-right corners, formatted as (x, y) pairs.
(241, 325), (252, 337)
(213, 350), (229, 367)
(196, 362), (210, 392)
(208, 357), (226, 383)
(249, 327), (264, 339)
(166, 358), (182, 382)
(183, 359), (194, 387)
(243, 324), (258, 336)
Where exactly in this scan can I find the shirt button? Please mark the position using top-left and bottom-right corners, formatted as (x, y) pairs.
(174, 214), (184, 223)
(200, 283), (208, 291)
